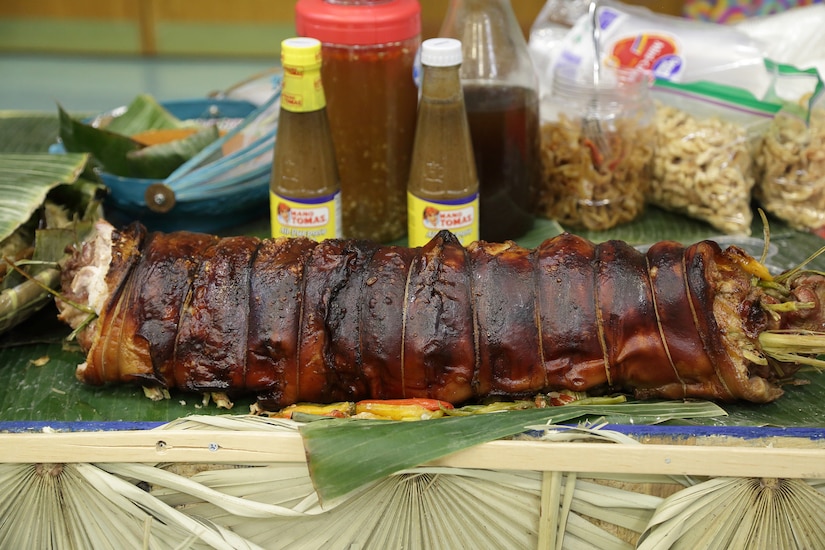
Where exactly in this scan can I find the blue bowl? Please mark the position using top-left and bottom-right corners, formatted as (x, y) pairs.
(58, 97), (273, 234)
(101, 170), (270, 234)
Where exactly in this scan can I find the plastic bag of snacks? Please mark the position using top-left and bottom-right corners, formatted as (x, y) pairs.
(528, 0), (773, 99)
(650, 80), (778, 235)
(755, 64), (825, 233)
(528, 0), (772, 232)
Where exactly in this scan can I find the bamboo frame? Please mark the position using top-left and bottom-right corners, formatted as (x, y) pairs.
(3, 430), (825, 479)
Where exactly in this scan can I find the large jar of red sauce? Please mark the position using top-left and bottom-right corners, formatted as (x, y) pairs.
(295, 0), (421, 242)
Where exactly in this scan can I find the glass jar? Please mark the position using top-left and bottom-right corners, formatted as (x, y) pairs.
(295, 0), (421, 242)
(536, 67), (655, 231)
(439, 0), (540, 242)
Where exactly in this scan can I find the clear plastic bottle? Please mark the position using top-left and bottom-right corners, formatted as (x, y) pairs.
(270, 37), (342, 240)
(295, 0), (421, 242)
(439, 0), (540, 242)
(407, 38), (479, 248)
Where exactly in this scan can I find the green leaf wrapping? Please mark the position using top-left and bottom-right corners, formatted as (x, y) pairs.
(300, 402), (727, 503)
(126, 125), (220, 179)
(58, 94), (215, 179)
(58, 105), (142, 177)
(0, 153), (88, 242)
(103, 94), (186, 136)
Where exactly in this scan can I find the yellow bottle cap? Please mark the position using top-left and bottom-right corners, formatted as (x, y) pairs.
(281, 37), (323, 69)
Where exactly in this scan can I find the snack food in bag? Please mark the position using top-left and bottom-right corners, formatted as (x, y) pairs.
(650, 80), (777, 235)
(755, 68), (825, 234)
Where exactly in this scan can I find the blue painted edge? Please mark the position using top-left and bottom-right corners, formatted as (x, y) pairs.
(595, 424), (825, 441)
(1, 421), (824, 441)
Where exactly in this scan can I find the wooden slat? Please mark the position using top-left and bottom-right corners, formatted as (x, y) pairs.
(138, 0), (157, 56)
(0, 0), (138, 20)
(2, 430), (824, 480)
(148, 0), (297, 24)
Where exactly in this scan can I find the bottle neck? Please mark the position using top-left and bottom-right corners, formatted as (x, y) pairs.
(281, 64), (326, 113)
(420, 64), (464, 102)
(445, 0), (514, 13)
(439, 0), (534, 87)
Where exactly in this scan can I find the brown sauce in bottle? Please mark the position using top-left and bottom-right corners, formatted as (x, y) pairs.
(463, 84), (539, 242)
(407, 38), (479, 247)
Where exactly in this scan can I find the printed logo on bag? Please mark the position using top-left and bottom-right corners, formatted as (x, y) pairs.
(609, 34), (683, 80)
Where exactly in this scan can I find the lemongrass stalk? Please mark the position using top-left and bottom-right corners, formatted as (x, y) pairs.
(759, 331), (825, 368)
(763, 301), (815, 313)
(0, 268), (60, 332)
(774, 243), (825, 284)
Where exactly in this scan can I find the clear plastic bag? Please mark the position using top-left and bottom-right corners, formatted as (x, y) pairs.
(650, 81), (777, 236)
(755, 70), (825, 233)
(528, 0), (772, 99)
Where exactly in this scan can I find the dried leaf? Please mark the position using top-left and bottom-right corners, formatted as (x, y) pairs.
(29, 355), (49, 367)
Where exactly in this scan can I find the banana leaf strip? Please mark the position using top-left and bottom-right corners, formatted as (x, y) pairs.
(58, 105), (141, 177)
(125, 125), (220, 179)
(300, 401), (727, 504)
(103, 93), (186, 136)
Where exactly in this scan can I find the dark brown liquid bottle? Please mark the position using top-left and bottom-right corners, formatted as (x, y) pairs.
(439, 0), (540, 242)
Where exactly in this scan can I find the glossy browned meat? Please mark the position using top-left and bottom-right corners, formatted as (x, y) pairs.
(58, 221), (820, 409)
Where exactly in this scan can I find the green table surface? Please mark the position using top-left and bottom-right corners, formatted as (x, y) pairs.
(2, 111), (825, 429)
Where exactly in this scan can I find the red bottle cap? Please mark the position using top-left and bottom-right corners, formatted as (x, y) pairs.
(295, 0), (421, 46)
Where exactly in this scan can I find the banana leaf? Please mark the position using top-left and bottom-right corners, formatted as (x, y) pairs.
(125, 125), (220, 179)
(0, 153), (88, 242)
(0, 112), (63, 153)
(0, 152), (100, 335)
(103, 93), (186, 136)
(301, 401), (727, 504)
(57, 105), (141, 177)
(58, 94), (220, 179)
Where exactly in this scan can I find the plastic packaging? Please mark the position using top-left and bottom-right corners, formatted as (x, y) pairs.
(407, 38), (479, 247)
(537, 65), (655, 231)
(439, 0), (540, 241)
(757, 105), (825, 233)
(756, 66), (825, 234)
(736, 5), (825, 80)
(528, 0), (772, 99)
(733, 6), (825, 234)
(527, 0), (590, 84)
(270, 37), (342, 240)
(295, 0), (421, 242)
(650, 80), (778, 236)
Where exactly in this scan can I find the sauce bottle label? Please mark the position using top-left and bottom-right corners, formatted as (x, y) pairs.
(270, 191), (342, 240)
(407, 192), (479, 247)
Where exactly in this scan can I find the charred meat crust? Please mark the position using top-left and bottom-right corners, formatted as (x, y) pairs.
(61, 223), (800, 406)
